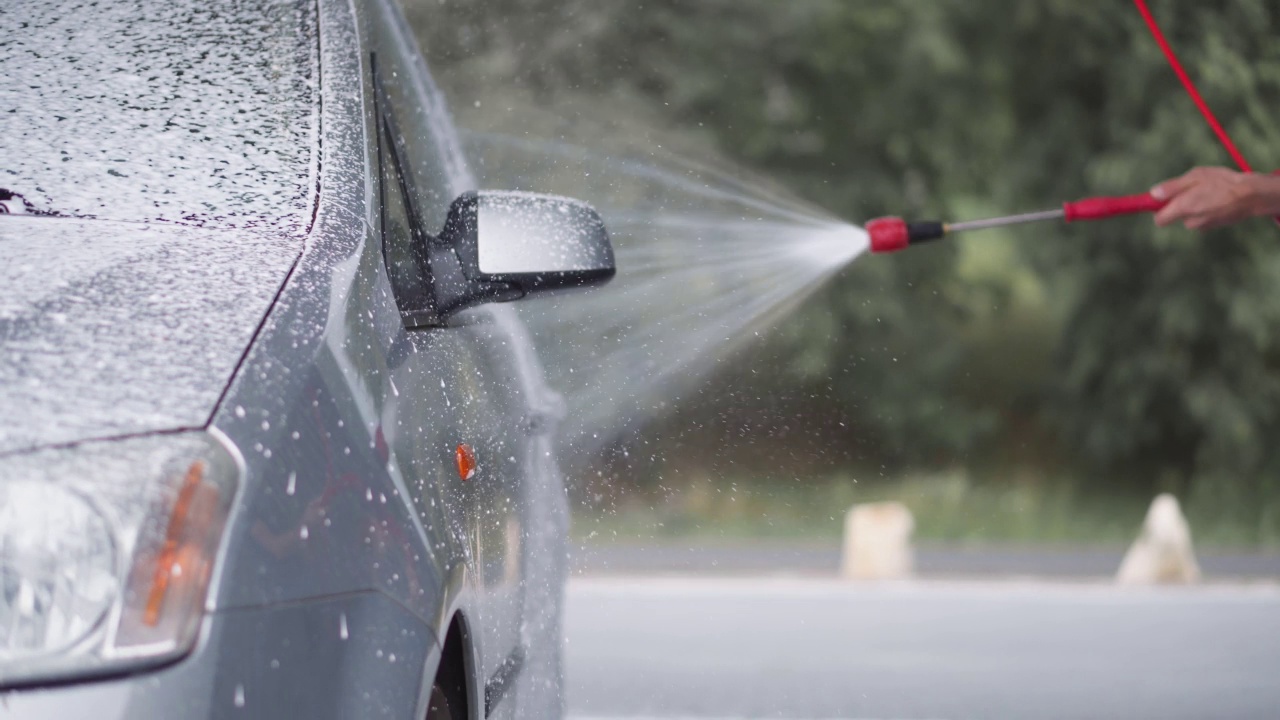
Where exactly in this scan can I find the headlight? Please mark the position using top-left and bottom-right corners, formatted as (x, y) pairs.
(0, 432), (239, 687)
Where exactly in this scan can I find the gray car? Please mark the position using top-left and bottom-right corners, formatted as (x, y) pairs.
(0, 1), (615, 718)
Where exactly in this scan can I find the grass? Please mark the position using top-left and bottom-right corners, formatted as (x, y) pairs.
(572, 470), (1279, 550)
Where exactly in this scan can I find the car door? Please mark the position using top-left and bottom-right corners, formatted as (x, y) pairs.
(365, 2), (533, 714)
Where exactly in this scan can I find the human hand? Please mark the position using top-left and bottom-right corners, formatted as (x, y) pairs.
(1151, 167), (1280, 230)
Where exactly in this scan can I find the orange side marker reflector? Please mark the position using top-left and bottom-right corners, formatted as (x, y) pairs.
(455, 443), (476, 481)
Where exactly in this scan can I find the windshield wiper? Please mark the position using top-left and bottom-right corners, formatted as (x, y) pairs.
(0, 189), (49, 216)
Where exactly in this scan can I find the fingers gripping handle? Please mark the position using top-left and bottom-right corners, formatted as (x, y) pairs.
(1063, 171), (1279, 223)
(1063, 193), (1167, 222)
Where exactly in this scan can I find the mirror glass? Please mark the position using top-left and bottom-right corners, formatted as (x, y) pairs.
(476, 192), (614, 275)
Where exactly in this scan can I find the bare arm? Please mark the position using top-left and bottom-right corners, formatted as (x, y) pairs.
(1151, 167), (1280, 230)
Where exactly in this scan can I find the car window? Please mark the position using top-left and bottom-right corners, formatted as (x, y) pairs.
(375, 57), (439, 327)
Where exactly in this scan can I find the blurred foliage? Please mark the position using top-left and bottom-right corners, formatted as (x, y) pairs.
(572, 471), (1156, 547)
(407, 0), (1280, 543)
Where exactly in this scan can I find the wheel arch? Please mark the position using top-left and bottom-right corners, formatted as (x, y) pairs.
(421, 609), (479, 720)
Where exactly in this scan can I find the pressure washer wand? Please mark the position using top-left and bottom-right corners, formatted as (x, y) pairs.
(947, 208), (1068, 233)
(867, 192), (1167, 253)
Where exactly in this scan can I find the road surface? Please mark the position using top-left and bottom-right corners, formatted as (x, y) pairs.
(565, 577), (1280, 720)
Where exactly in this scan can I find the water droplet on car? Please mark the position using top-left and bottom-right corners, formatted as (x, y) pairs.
(233, 684), (245, 708)
(286, 472), (296, 495)
(339, 613), (349, 640)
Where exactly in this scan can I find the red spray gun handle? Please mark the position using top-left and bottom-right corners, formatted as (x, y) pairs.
(868, 193), (1169, 253)
(1063, 193), (1166, 222)
(1066, 171), (1280, 224)
(870, 175), (1280, 254)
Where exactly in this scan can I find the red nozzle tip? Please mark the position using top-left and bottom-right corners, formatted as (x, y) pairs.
(867, 217), (909, 253)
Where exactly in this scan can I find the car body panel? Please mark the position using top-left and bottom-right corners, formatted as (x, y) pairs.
(207, 0), (570, 714)
(0, 592), (437, 720)
(0, 218), (298, 454)
(0, 0), (317, 453)
(1, 0), (572, 716)
(1, 0), (319, 231)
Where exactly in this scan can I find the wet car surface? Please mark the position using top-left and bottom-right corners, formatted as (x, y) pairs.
(1, 0), (612, 717)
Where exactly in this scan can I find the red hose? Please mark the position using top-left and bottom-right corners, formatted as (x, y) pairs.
(1132, 0), (1252, 173)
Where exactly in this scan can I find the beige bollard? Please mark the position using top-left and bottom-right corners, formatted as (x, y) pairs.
(841, 501), (915, 580)
(1116, 493), (1201, 585)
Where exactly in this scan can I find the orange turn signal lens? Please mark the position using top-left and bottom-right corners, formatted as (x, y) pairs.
(143, 461), (221, 627)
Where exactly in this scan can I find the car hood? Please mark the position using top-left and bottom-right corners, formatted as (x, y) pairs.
(0, 216), (300, 455)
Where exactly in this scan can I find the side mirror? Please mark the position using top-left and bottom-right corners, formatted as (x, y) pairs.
(421, 191), (616, 321)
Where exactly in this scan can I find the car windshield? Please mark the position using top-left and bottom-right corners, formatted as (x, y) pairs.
(0, 0), (317, 233)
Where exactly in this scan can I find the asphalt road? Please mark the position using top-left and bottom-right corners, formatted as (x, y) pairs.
(565, 578), (1280, 720)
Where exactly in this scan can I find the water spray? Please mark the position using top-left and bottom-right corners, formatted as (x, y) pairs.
(866, 192), (1165, 253)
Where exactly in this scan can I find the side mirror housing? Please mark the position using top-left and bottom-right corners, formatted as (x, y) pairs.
(417, 191), (616, 323)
